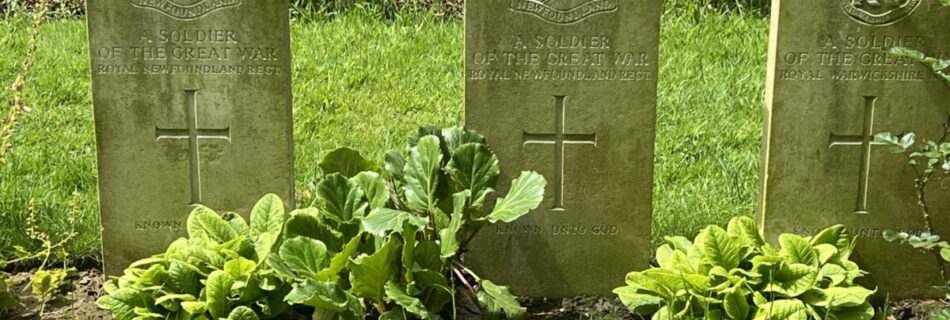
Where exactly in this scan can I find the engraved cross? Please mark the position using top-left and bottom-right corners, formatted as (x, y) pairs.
(523, 95), (597, 211)
(155, 90), (231, 206)
(829, 96), (885, 215)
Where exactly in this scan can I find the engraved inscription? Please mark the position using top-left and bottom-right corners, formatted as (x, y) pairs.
(523, 96), (597, 211)
(829, 96), (886, 215)
(777, 33), (949, 82)
(839, 0), (921, 26)
(495, 224), (620, 235)
(792, 226), (926, 238)
(469, 34), (653, 82)
(156, 90), (232, 206)
(509, 0), (619, 24)
(94, 29), (282, 76)
(130, 0), (242, 20)
(135, 220), (184, 231)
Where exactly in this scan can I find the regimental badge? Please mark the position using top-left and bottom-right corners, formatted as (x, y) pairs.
(130, 0), (242, 20)
(840, 0), (921, 26)
(509, 0), (618, 24)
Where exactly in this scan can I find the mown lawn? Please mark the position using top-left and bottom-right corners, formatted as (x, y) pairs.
(0, 2), (768, 258)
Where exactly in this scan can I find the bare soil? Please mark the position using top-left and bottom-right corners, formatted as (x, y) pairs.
(2, 268), (110, 320)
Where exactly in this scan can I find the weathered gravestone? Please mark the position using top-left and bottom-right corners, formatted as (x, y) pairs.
(759, 0), (950, 298)
(465, 0), (661, 296)
(87, 0), (295, 275)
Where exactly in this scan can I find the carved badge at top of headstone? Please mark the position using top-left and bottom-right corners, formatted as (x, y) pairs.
(840, 0), (921, 26)
(130, 0), (242, 20)
(509, 0), (618, 24)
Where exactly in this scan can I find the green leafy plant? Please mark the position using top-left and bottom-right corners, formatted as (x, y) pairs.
(0, 263), (16, 314)
(877, 128), (950, 279)
(877, 46), (950, 280)
(614, 216), (875, 320)
(871, 4), (950, 318)
(97, 194), (296, 320)
(0, 193), (84, 317)
(268, 126), (546, 319)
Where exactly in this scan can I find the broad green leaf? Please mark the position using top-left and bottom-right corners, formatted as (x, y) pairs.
(810, 225), (853, 260)
(753, 300), (808, 320)
(319, 147), (378, 178)
(154, 293), (196, 306)
(180, 301), (207, 314)
(485, 171), (546, 223)
(166, 262), (199, 296)
(695, 226), (742, 270)
(727, 216), (765, 247)
(652, 306), (672, 320)
(404, 135), (443, 212)
(840, 260), (866, 282)
(884, 46), (926, 61)
(442, 127), (487, 155)
(253, 232), (279, 263)
(285, 280), (349, 312)
(206, 270), (236, 319)
(284, 208), (342, 250)
(279, 236), (328, 278)
(623, 271), (673, 299)
(133, 306), (163, 318)
(780, 234), (818, 266)
(805, 286), (874, 308)
(0, 286), (16, 311)
(613, 286), (662, 314)
(96, 288), (151, 320)
(31, 269), (69, 298)
(478, 280), (526, 320)
(379, 310), (408, 320)
(384, 151), (406, 180)
(385, 282), (429, 318)
(766, 263), (818, 297)
(409, 126), (443, 147)
(249, 194), (286, 238)
(353, 172), (388, 209)
(723, 291), (750, 320)
(223, 212), (250, 237)
(440, 192), (469, 260)
(818, 263), (849, 286)
(362, 208), (428, 237)
(829, 302), (875, 320)
(402, 223), (419, 289)
(349, 238), (401, 302)
(187, 206), (238, 243)
(224, 258), (257, 278)
(413, 241), (443, 271)
(656, 247), (695, 274)
(227, 306), (261, 320)
(446, 143), (500, 201)
(317, 173), (368, 223)
(316, 234), (363, 282)
(814, 244), (838, 264)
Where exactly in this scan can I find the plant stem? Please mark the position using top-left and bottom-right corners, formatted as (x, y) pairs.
(451, 266), (477, 296)
(0, 0), (49, 164)
(912, 112), (950, 280)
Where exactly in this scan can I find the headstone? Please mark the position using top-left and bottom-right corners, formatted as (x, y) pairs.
(759, 0), (950, 298)
(465, 0), (661, 296)
(87, 0), (295, 275)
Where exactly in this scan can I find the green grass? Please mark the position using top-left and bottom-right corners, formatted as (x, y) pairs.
(0, 2), (768, 258)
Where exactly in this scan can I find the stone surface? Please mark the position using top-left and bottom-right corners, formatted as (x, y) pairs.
(759, 0), (950, 298)
(87, 0), (295, 275)
(465, 0), (661, 297)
